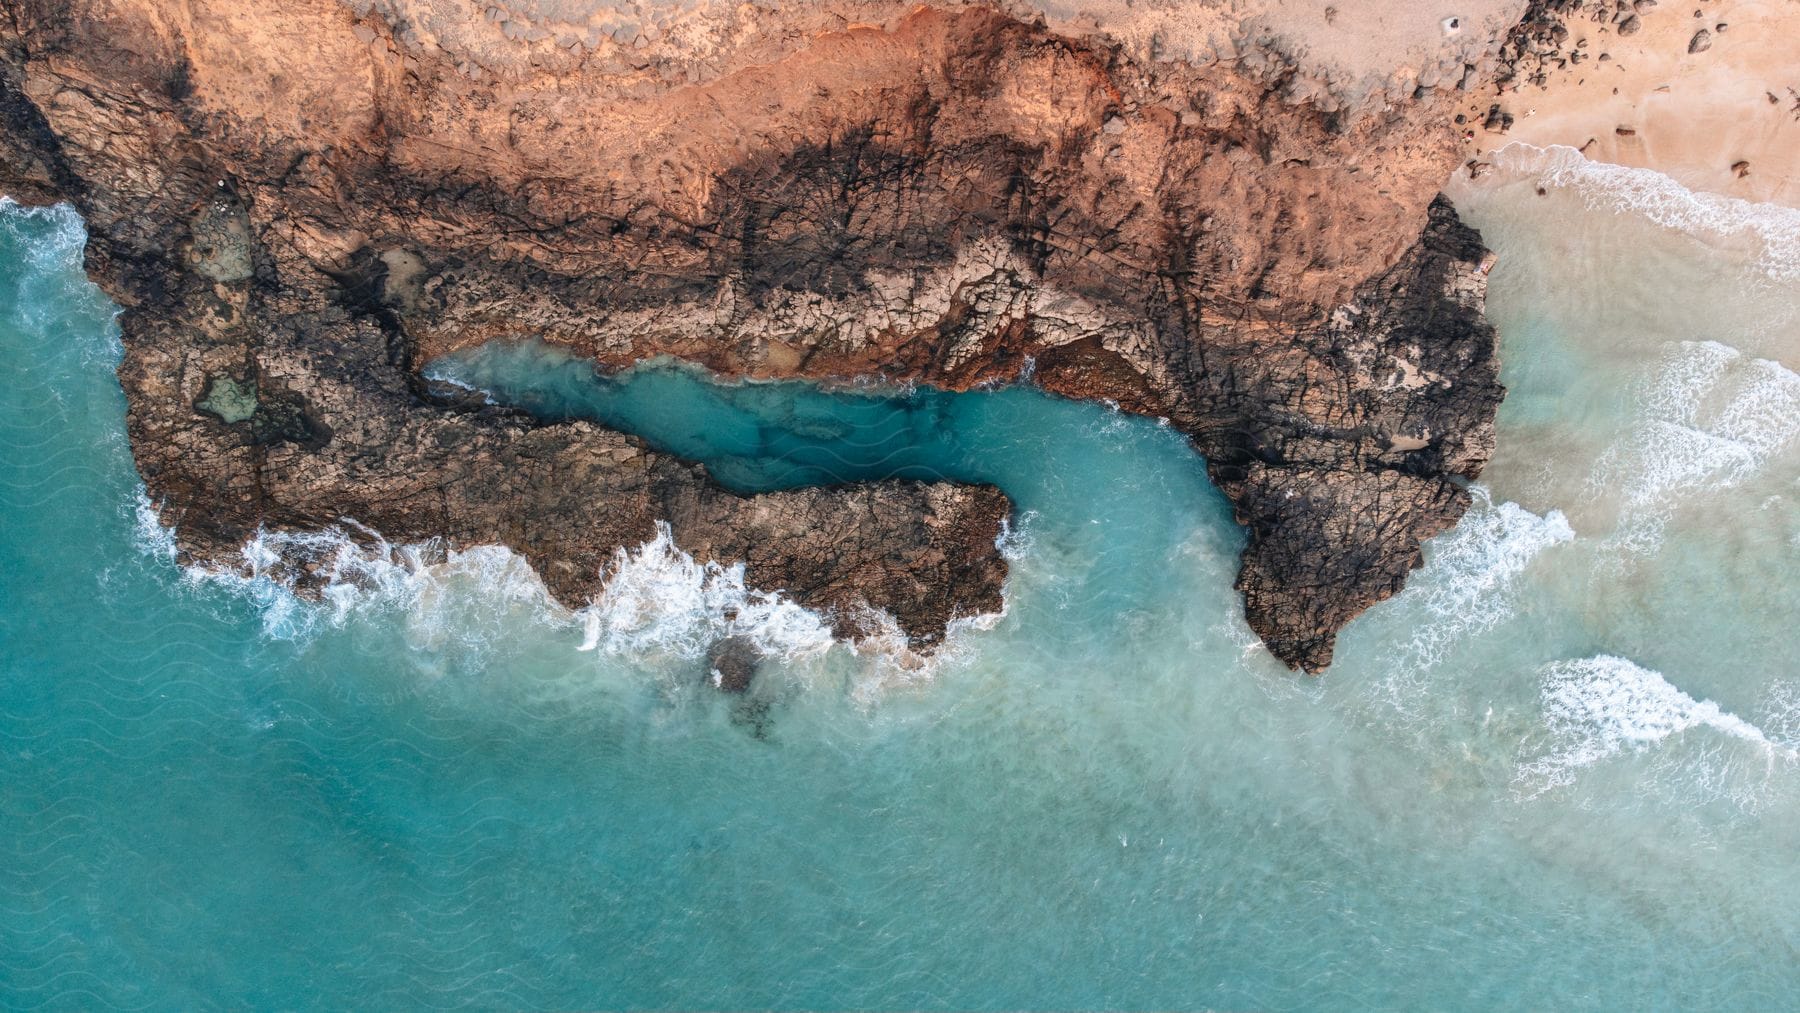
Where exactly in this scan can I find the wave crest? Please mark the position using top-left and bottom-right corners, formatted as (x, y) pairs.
(1517, 655), (1798, 800)
(1589, 341), (1800, 558)
(576, 521), (837, 662)
(1394, 489), (1574, 672)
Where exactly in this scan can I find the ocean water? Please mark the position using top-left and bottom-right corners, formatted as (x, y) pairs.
(3, 141), (1799, 1009)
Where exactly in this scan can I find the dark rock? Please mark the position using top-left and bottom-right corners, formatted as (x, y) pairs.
(1220, 198), (1500, 672)
(706, 637), (761, 693)
(1688, 28), (1712, 52)
(0, 0), (1515, 674)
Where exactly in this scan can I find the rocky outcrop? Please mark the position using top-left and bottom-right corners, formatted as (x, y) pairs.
(1217, 198), (1499, 670)
(0, 0), (1511, 670)
(0, 9), (1010, 646)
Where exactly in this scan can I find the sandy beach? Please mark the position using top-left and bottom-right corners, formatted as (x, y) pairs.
(1056, 0), (1795, 207)
(1460, 0), (1800, 207)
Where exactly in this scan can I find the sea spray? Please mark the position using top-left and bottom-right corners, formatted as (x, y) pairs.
(1386, 488), (1574, 678)
(1474, 143), (1800, 285)
(130, 491), (178, 562)
(1517, 655), (1799, 803)
(1588, 341), (1800, 560)
(134, 497), (1007, 699)
(575, 520), (837, 662)
(577, 519), (1015, 704)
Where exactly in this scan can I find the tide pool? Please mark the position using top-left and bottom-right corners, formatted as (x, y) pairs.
(3, 143), (1799, 1010)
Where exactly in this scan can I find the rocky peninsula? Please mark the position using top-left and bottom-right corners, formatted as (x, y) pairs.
(0, 0), (1551, 670)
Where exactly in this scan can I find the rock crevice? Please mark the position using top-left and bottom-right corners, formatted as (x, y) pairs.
(0, 0), (1510, 670)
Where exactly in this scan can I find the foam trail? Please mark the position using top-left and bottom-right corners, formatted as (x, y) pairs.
(1393, 488), (1574, 672)
(1520, 655), (1798, 795)
(1761, 681), (1800, 753)
(995, 509), (1040, 561)
(578, 610), (602, 652)
(1590, 342), (1800, 556)
(575, 521), (838, 662)
(1475, 143), (1800, 283)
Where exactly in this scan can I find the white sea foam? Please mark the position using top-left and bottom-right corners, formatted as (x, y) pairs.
(131, 491), (178, 561)
(184, 523), (556, 645)
(132, 495), (995, 694)
(1480, 143), (1800, 283)
(996, 509), (1040, 561)
(579, 520), (1009, 703)
(1517, 655), (1798, 798)
(128, 489), (572, 647)
(0, 198), (122, 371)
(1760, 680), (1800, 754)
(1589, 341), (1800, 557)
(575, 521), (837, 662)
(0, 197), (85, 267)
(1391, 488), (1574, 673)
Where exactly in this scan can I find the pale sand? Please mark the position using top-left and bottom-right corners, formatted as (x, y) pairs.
(1053, 0), (1797, 207)
(337, 0), (1791, 206)
(1461, 0), (1800, 207)
(452, 0), (1532, 104)
(1039, 0), (1528, 98)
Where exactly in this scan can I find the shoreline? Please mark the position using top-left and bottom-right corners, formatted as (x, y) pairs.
(1460, 0), (1799, 209)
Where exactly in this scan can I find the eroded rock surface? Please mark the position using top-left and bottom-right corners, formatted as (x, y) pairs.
(0, 0), (1514, 669)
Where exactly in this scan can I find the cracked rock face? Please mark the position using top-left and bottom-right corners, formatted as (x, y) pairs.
(0, 0), (1506, 671)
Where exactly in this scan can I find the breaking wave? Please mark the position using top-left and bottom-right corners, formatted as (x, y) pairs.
(136, 501), (560, 647)
(1517, 655), (1798, 801)
(580, 519), (1009, 703)
(1589, 341), (1800, 557)
(1480, 143), (1800, 283)
(131, 500), (1003, 695)
(574, 521), (837, 661)
(1390, 488), (1574, 674)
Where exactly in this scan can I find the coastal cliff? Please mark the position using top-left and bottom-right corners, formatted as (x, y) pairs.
(0, 0), (1518, 670)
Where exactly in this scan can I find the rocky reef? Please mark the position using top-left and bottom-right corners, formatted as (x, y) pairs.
(0, 0), (1514, 671)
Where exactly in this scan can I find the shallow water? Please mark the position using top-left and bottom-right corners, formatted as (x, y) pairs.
(3, 144), (1799, 1009)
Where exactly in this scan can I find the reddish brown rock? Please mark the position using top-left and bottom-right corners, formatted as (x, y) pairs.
(0, 0), (1513, 670)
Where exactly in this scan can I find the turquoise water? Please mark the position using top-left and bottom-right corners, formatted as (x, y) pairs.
(4, 141), (1800, 1009)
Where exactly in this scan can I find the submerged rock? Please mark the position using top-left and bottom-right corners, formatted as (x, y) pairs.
(705, 637), (761, 694)
(0, 0), (1517, 671)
